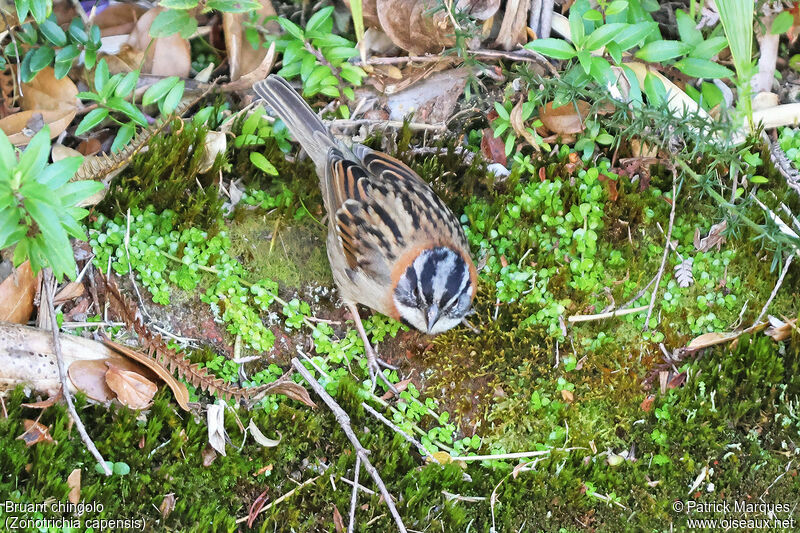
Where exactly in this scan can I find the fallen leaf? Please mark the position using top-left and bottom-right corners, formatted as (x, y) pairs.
(199, 131), (227, 173)
(54, 281), (85, 305)
(493, 0), (529, 50)
(94, 3), (147, 36)
(201, 445), (218, 467)
(247, 419), (281, 447)
(260, 378), (316, 409)
(640, 395), (655, 412)
(0, 261), (39, 324)
(17, 419), (55, 446)
(105, 362), (158, 409)
(428, 450), (452, 464)
(67, 469), (81, 504)
(0, 109), (76, 145)
(126, 8), (191, 77)
(694, 220), (727, 252)
(560, 389), (574, 403)
(538, 100), (590, 135)
(247, 489), (270, 528)
(21, 390), (62, 409)
(159, 493), (176, 518)
(480, 127), (507, 166)
(510, 97), (540, 150)
(207, 403), (228, 456)
(381, 378), (411, 400)
(253, 464), (273, 476)
(333, 506), (344, 533)
(19, 67), (78, 113)
(223, 0), (277, 82)
(686, 331), (740, 351)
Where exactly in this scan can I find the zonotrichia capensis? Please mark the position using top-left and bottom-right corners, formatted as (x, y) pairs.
(253, 75), (477, 391)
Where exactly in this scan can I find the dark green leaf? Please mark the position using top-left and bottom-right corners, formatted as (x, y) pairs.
(15, 0), (30, 24)
(643, 71), (666, 106)
(29, 0), (46, 24)
(29, 46), (54, 74)
(40, 19), (68, 47)
(305, 64), (330, 89)
(75, 108), (109, 135)
(69, 18), (88, 43)
(0, 206), (24, 249)
(94, 59), (109, 93)
(106, 97), (147, 125)
(19, 50), (35, 83)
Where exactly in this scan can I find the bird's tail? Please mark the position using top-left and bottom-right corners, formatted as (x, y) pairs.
(252, 75), (336, 170)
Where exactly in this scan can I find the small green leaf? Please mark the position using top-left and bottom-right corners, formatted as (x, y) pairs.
(305, 64), (331, 90)
(0, 129), (16, 174)
(749, 175), (768, 184)
(142, 76), (180, 106)
(69, 17), (88, 43)
(614, 22), (657, 51)
(605, 0), (627, 15)
(568, 8), (585, 46)
(94, 59), (109, 93)
(115, 70), (140, 98)
(58, 179), (104, 206)
(106, 97), (147, 125)
(525, 38), (577, 60)
(159, 0), (198, 8)
(277, 17), (304, 40)
(160, 81), (184, 114)
(38, 157), (82, 188)
(150, 9), (197, 38)
(584, 23), (627, 51)
(113, 462), (131, 476)
(250, 152), (279, 175)
(16, 125), (51, 179)
(635, 40), (691, 62)
(29, 0), (46, 23)
(15, 0), (30, 24)
(689, 36), (728, 61)
(675, 9), (703, 46)
(305, 6), (334, 34)
(205, 0), (261, 12)
(583, 9), (602, 22)
(40, 19), (68, 47)
(29, 46), (54, 74)
(493, 102), (509, 121)
(771, 11), (794, 35)
(643, 71), (666, 106)
(75, 108), (109, 135)
(674, 57), (734, 79)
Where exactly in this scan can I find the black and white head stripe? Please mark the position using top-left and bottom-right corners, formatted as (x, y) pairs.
(394, 247), (473, 334)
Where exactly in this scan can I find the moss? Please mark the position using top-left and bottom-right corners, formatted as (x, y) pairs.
(98, 119), (226, 230)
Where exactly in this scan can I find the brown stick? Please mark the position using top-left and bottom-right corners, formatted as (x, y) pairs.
(43, 270), (112, 476)
(291, 358), (408, 533)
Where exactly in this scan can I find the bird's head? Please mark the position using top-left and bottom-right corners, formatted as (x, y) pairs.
(392, 247), (475, 334)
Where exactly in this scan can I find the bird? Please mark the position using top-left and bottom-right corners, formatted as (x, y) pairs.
(253, 75), (477, 391)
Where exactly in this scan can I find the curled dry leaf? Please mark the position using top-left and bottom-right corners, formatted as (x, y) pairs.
(510, 97), (540, 150)
(480, 127), (507, 166)
(18, 419), (55, 446)
(332, 506), (344, 533)
(201, 445), (218, 467)
(19, 66), (78, 112)
(21, 389), (62, 409)
(54, 281), (85, 305)
(258, 377), (316, 409)
(207, 403), (228, 456)
(376, 0), (459, 54)
(694, 220), (727, 252)
(105, 362), (158, 409)
(538, 100), (591, 135)
(68, 359), (117, 402)
(247, 419), (281, 447)
(221, 42), (276, 93)
(126, 8), (191, 77)
(0, 261), (39, 324)
(67, 468), (81, 504)
(493, 0), (530, 50)
(0, 109), (76, 145)
(247, 489), (270, 529)
(199, 131), (227, 173)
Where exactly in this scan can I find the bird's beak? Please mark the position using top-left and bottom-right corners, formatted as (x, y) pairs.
(426, 304), (439, 334)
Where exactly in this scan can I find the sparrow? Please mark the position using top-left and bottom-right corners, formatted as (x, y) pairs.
(253, 75), (477, 391)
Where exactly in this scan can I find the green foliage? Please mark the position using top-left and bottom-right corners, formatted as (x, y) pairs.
(9, 7), (101, 79)
(76, 60), (185, 152)
(0, 126), (102, 281)
(525, 0), (732, 106)
(265, 7), (366, 100)
(151, 0), (261, 38)
(778, 127), (800, 168)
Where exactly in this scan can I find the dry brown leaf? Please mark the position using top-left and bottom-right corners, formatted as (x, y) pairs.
(68, 359), (116, 402)
(21, 390), (62, 409)
(221, 42), (276, 93)
(480, 127), (506, 166)
(376, 0), (455, 54)
(223, 0), (278, 82)
(640, 395), (655, 412)
(560, 389), (574, 403)
(126, 8), (191, 77)
(159, 493), (176, 518)
(201, 445), (218, 467)
(67, 469), (81, 504)
(54, 281), (85, 305)
(0, 108), (76, 145)
(247, 489), (270, 528)
(19, 67), (78, 112)
(105, 362), (158, 409)
(686, 331), (740, 351)
(539, 100), (590, 135)
(261, 379), (316, 409)
(94, 3), (147, 36)
(207, 403), (228, 456)
(18, 419), (55, 446)
(101, 337), (191, 411)
(0, 261), (39, 324)
(510, 97), (540, 150)
(694, 220), (727, 252)
(333, 506), (344, 533)
(380, 377), (411, 400)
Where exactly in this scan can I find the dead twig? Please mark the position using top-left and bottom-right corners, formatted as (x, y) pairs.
(291, 358), (408, 533)
(567, 305), (649, 324)
(43, 270), (112, 476)
(754, 253), (794, 326)
(644, 176), (679, 331)
(347, 454), (361, 533)
(235, 474), (321, 524)
(328, 118), (446, 133)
